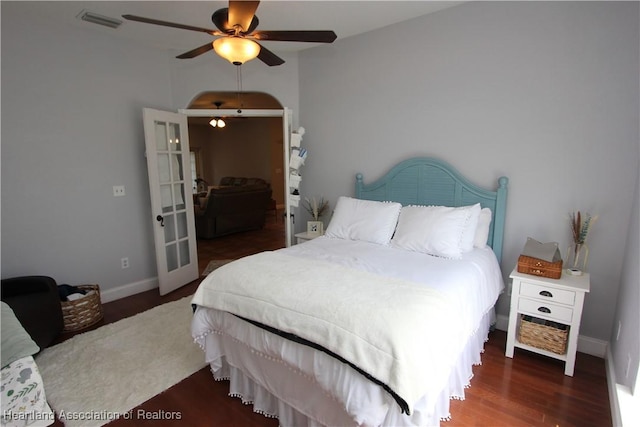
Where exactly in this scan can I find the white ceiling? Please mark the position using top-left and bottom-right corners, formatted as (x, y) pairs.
(28, 1), (462, 56)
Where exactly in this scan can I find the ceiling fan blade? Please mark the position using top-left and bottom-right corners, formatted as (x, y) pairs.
(253, 30), (337, 43)
(176, 42), (214, 59)
(256, 43), (285, 66)
(228, 1), (260, 33)
(122, 14), (218, 36)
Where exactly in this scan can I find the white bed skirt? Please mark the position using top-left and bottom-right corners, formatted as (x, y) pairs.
(194, 308), (495, 427)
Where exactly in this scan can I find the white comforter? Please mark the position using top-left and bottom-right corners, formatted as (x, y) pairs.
(193, 251), (458, 414)
(192, 237), (504, 425)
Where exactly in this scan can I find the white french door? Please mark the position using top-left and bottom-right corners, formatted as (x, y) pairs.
(142, 108), (199, 295)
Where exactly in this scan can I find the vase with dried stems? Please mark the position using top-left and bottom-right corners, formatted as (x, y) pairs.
(566, 211), (597, 273)
(303, 196), (329, 221)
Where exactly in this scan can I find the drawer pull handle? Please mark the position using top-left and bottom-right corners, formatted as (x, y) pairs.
(539, 290), (553, 298)
(538, 306), (551, 314)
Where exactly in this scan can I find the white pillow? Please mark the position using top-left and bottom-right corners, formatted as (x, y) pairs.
(460, 203), (482, 252)
(474, 208), (492, 248)
(391, 203), (481, 259)
(324, 196), (402, 245)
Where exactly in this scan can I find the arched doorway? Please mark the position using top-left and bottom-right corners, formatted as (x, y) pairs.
(183, 91), (289, 273)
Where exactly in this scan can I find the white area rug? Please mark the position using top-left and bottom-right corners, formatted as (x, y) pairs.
(35, 296), (206, 427)
(201, 259), (234, 276)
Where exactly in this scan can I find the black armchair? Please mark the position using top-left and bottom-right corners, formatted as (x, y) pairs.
(1, 276), (64, 349)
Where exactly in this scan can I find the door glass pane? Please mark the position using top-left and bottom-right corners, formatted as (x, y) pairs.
(158, 154), (171, 183)
(171, 154), (183, 180)
(155, 122), (168, 150)
(160, 185), (173, 213)
(177, 212), (188, 239)
(179, 240), (190, 267)
(166, 243), (178, 272)
(169, 123), (181, 151)
(163, 214), (176, 243)
(174, 183), (185, 210)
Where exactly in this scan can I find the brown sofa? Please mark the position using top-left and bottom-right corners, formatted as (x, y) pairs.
(195, 177), (272, 239)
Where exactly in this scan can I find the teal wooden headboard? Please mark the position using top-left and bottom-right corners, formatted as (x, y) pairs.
(355, 157), (508, 263)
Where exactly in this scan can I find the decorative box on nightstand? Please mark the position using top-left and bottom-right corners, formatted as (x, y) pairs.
(505, 268), (590, 376)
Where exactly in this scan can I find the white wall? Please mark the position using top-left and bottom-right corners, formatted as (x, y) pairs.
(1, 3), (173, 292)
(610, 165), (640, 390)
(608, 1), (640, 391)
(298, 1), (640, 343)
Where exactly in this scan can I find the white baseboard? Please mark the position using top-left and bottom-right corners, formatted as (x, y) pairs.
(495, 314), (608, 358)
(495, 313), (510, 332)
(606, 347), (623, 427)
(579, 335), (609, 358)
(100, 277), (158, 303)
(608, 347), (640, 427)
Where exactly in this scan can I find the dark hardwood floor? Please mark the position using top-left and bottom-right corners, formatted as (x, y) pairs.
(51, 211), (612, 426)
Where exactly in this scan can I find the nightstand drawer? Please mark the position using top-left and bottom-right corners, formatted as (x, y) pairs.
(520, 281), (576, 305)
(518, 297), (573, 323)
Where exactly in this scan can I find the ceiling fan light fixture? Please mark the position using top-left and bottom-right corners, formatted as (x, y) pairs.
(209, 117), (226, 128)
(213, 37), (260, 65)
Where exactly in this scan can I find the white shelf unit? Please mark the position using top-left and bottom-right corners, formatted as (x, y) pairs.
(284, 126), (306, 246)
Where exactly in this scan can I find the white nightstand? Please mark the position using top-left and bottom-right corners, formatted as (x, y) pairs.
(294, 231), (322, 244)
(505, 268), (590, 376)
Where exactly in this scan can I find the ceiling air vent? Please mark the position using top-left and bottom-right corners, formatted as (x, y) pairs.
(77, 10), (122, 29)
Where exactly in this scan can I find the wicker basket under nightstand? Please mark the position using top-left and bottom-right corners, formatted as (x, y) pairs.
(518, 315), (568, 355)
(61, 284), (103, 331)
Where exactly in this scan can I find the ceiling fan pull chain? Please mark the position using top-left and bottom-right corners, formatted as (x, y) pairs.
(236, 65), (244, 110)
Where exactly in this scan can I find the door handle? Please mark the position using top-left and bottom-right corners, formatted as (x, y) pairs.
(539, 290), (553, 298)
(156, 215), (164, 227)
(537, 306), (551, 314)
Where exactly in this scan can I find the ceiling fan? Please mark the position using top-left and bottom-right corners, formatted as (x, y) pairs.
(207, 101), (248, 128)
(122, 0), (337, 66)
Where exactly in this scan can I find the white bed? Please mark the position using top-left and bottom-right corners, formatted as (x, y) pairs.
(191, 157), (508, 426)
